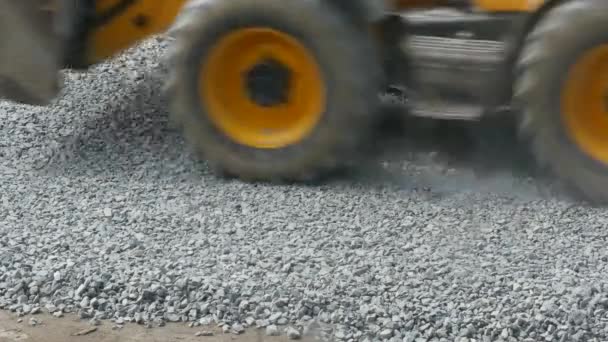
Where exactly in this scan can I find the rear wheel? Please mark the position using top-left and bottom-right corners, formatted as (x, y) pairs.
(515, 0), (608, 204)
(165, 0), (383, 182)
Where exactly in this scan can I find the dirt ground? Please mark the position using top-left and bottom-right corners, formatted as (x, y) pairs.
(0, 312), (309, 342)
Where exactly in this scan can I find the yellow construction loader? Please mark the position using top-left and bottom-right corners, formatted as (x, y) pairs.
(2, 0), (608, 203)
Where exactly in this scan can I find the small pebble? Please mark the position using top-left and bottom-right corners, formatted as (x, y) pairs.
(103, 208), (112, 217)
(231, 323), (245, 335)
(266, 325), (280, 336)
(286, 326), (302, 340)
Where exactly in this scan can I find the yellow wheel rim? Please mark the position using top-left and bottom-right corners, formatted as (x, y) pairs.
(200, 28), (326, 149)
(562, 45), (608, 164)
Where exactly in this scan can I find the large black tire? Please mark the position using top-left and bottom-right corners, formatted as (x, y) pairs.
(514, 0), (608, 204)
(165, 0), (383, 183)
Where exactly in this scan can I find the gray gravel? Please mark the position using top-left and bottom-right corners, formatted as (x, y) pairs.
(2, 36), (608, 342)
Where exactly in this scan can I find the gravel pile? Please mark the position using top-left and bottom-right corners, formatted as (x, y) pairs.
(2, 36), (608, 342)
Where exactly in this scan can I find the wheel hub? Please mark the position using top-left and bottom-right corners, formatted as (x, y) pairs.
(244, 58), (291, 107)
(562, 44), (608, 164)
(200, 27), (326, 149)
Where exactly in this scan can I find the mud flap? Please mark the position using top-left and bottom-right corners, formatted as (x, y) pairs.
(0, 1), (62, 105)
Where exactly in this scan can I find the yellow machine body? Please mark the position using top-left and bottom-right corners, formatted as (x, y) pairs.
(388, 0), (544, 11)
(472, 0), (544, 12)
(83, 0), (188, 64)
(80, 0), (550, 67)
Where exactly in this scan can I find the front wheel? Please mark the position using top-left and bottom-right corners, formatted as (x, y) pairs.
(515, 0), (608, 204)
(165, 0), (383, 183)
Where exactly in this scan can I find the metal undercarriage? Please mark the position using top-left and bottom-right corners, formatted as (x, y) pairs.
(384, 8), (529, 120)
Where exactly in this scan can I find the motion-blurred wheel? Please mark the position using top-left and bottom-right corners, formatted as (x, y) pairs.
(166, 0), (383, 182)
(515, 0), (608, 204)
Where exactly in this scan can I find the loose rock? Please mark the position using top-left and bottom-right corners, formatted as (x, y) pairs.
(286, 326), (302, 340)
(266, 325), (280, 336)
